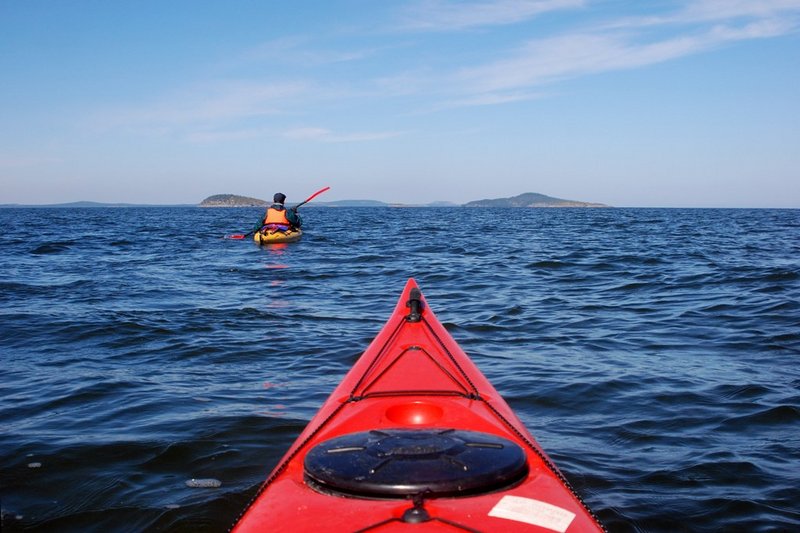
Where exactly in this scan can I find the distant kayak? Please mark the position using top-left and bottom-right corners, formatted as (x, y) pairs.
(231, 279), (605, 532)
(253, 227), (302, 244)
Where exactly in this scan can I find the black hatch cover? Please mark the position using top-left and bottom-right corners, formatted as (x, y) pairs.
(304, 428), (529, 498)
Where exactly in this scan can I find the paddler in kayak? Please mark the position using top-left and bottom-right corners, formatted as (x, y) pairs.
(254, 193), (302, 234)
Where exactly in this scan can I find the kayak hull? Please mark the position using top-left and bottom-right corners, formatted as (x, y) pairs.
(232, 279), (604, 532)
(253, 228), (302, 244)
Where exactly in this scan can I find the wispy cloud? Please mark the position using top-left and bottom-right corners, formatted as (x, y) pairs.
(283, 127), (404, 143)
(454, 24), (787, 94)
(399, 0), (585, 31)
(597, 0), (800, 30)
(238, 36), (380, 67)
(436, 0), (800, 104)
(436, 90), (548, 110)
(94, 80), (310, 133)
(184, 128), (271, 143)
(681, 0), (800, 22)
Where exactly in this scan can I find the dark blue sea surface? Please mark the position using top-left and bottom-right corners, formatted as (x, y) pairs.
(1, 206), (799, 532)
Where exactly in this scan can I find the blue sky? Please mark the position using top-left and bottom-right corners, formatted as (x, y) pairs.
(2, 0), (799, 207)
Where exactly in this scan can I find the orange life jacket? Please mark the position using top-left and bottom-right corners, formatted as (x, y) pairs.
(264, 207), (290, 226)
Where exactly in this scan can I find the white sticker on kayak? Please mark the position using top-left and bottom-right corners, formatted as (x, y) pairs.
(488, 495), (576, 532)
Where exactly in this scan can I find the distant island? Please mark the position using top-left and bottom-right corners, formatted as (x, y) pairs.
(199, 194), (268, 207)
(463, 192), (608, 208)
(199, 192), (607, 208)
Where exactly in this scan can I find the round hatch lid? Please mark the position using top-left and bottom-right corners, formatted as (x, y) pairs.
(304, 428), (528, 498)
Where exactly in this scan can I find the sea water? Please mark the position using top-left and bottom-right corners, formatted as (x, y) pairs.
(1, 206), (798, 532)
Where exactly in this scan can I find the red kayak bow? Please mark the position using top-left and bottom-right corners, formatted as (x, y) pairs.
(232, 279), (605, 532)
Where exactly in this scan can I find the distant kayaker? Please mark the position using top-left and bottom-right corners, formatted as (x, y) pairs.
(255, 193), (302, 233)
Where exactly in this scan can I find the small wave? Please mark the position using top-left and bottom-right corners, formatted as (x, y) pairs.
(718, 405), (800, 430)
(603, 281), (653, 292)
(713, 383), (772, 400)
(764, 269), (799, 282)
(526, 260), (571, 269)
(30, 242), (74, 254)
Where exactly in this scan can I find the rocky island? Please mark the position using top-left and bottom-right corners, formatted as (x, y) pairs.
(199, 194), (268, 207)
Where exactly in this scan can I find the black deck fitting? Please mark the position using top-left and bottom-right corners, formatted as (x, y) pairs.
(406, 288), (423, 322)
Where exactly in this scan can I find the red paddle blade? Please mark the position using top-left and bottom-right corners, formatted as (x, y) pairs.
(304, 186), (330, 203)
(226, 234), (246, 239)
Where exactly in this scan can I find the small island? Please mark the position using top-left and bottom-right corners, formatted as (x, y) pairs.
(200, 194), (268, 207)
(463, 192), (608, 208)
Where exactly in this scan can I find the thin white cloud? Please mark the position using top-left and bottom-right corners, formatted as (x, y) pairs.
(283, 127), (404, 143)
(184, 128), (270, 143)
(443, 4), (800, 103)
(95, 80), (310, 131)
(400, 0), (585, 31)
(596, 0), (800, 30)
(239, 36), (379, 67)
(283, 127), (332, 140)
(433, 90), (548, 110)
(681, 0), (800, 21)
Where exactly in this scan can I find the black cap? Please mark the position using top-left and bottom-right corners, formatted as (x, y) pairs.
(273, 193), (286, 204)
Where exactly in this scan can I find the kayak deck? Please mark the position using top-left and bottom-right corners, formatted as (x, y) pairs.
(232, 279), (604, 532)
(253, 227), (302, 244)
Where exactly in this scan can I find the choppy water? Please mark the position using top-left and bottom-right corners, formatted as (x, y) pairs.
(1, 206), (799, 532)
